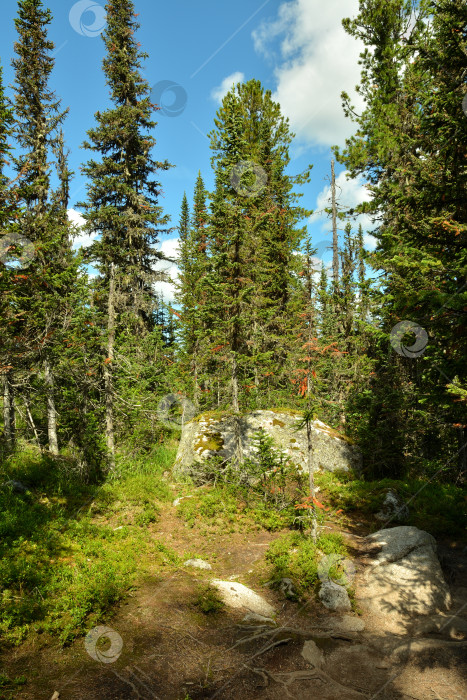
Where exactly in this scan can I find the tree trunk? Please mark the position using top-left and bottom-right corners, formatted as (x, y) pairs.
(193, 340), (199, 409)
(306, 417), (317, 542)
(231, 352), (239, 413)
(331, 159), (339, 288)
(2, 372), (15, 450)
(24, 395), (41, 448)
(457, 426), (467, 484)
(104, 263), (116, 470)
(44, 358), (59, 454)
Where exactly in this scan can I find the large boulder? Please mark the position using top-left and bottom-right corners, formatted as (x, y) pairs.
(357, 526), (451, 632)
(173, 410), (362, 477)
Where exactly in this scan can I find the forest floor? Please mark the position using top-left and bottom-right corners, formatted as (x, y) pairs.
(1, 479), (467, 700)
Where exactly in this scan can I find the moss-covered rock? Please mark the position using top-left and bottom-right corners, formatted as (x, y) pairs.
(173, 410), (362, 477)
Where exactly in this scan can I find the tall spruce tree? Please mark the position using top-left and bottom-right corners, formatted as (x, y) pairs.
(0, 59), (17, 453)
(334, 0), (467, 478)
(206, 79), (311, 411)
(174, 176), (211, 408)
(79, 0), (173, 468)
(10, 0), (77, 455)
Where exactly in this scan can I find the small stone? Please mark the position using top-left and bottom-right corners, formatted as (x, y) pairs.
(375, 489), (409, 523)
(184, 558), (212, 570)
(301, 640), (324, 668)
(2, 480), (27, 493)
(318, 580), (351, 612)
(210, 579), (275, 617)
(279, 578), (297, 599)
(173, 494), (193, 507)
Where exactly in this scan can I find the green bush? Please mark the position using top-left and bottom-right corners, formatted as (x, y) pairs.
(265, 531), (348, 595)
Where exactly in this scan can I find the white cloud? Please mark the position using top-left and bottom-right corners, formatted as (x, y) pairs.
(253, 0), (366, 147)
(308, 170), (376, 260)
(211, 72), (245, 104)
(310, 170), (373, 229)
(153, 237), (180, 304)
(67, 208), (97, 249)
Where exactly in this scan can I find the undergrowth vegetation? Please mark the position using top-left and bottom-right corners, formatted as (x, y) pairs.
(316, 471), (467, 538)
(0, 438), (179, 647)
(264, 531), (348, 597)
(1, 427), (465, 653)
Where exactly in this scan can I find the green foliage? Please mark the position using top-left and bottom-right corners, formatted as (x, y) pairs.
(0, 442), (178, 646)
(193, 584), (225, 614)
(265, 531), (348, 595)
(317, 471), (467, 537)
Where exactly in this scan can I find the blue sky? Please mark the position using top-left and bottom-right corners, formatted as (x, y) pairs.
(1, 0), (375, 300)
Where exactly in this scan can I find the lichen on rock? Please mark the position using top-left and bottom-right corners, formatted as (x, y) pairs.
(173, 409), (362, 478)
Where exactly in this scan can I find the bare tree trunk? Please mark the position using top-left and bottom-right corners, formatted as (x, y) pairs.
(193, 340), (199, 409)
(24, 396), (41, 448)
(231, 352), (239, 413)
(2, 372), (15, 450)
(331, 159), (339, 288)
(104, 263), (116, 470)
(457, 426), (467, 484)
(44, 358), (59, 455)
(234, 414), (243, 469)
(306, 417), (317, 542)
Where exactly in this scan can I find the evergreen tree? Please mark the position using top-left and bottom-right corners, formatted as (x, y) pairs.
(79, 0), (173, 467)
(0, 59), (17, 453)
(10, 0), (78, 455)
(334, 0), (467, 478)
(206, 79), (311, 410)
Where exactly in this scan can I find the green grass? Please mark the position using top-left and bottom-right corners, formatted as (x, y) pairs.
(0, 440), (179, 647)
(315, 471), (467, 538)
(264, 531), (348, 596)
(193, 584), (225, 614)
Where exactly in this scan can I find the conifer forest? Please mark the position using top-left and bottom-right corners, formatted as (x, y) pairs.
(0, 1), (466, 698)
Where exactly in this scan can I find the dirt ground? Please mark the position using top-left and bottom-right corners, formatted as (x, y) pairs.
(2, 498), (467, 700)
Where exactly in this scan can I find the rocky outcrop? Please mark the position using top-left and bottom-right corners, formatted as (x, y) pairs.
(357, 526), (451, 631)
(173, 410), (362, 478)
